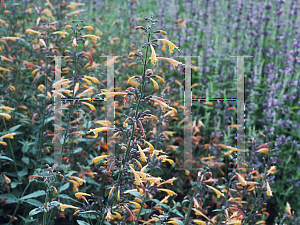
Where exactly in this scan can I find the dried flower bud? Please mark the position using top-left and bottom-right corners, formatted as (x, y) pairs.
(135, 26), (142, 30)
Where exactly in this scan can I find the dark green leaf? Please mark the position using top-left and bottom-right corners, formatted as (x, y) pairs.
(0, 156), (13, 162)
(20, 190), (46, 200)
(29, 208), (43, 217)
(77, 220), (90, 225)
(25, 199), (43, 207)
(59, 183), (70, 193)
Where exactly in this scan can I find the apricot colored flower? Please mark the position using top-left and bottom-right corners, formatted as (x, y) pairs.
(256, 148), (269, 154)
(66, 9), (84, 17)
(206, 185), (225, 198)
(149, 44), (158, 64)
(68, 176), (85, 185)
(266, 181), (272, 196)
(137, 144), (147, 162)
(0, 113), (11, 120)
(72, 38), (78, 48)
(156, 57), (182, 69)
(286, 202), (291, 215)
(0, 106), (14, 113)
(150, 78), (159, 90)
(158, 188), (176, 196)
(52, 31), (68, 38)
(158, 39), (180, 53)
(26, 29), (41, 36)
(67, 2), (85, 10)
(88, 127), (108, 138)
(236, 173), (247, 186)
(59, 203), (78, 211)
(82, 35), (99, 43)
(75, 192), (91, 198)
(267, 166), (276, 176)
(82, 102), (95, 111)
(83, 26), (94, 31)
(92, 154), (109, 163)
(2, 173), (10, 184)
(0, 133), (16, 139)
(1, 37), (20, 41)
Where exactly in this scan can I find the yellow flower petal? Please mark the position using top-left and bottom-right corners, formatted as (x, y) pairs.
(82, 35), (99, 43)
(149, 44), (158, 65)
(26, 29), (41, 36)
(92, 155), (109, 163)
(82, 102), (96, 111)
(59, 203), (78, 211)
(206, 185), (225, 198)
(83, 26), (94, 31)
(84, 75), (99, 84)
(0, 133), (16, 139)
(158, 39), (180, 53)
(75, 192), (91, 198)
(144, 141), (154, 151)
(52, 31), (68, 38)
(150, 78), (159, 90)
(158, 188), (176, 196)
(0, 113), (11, 120)
(137, 144), (147, 162)
(0, 106), (14, 113)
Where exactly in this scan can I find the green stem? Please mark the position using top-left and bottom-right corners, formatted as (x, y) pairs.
(135, 191), (147, 225)
(116, 27), (152, 184)
(2, 118), (21, 186)
(61, 30), (78, 161)
(7, 182), (31, 225)
(184, 173), (201, 225)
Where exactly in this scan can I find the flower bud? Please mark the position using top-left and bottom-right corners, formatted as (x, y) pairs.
(160, 30), (167, 35)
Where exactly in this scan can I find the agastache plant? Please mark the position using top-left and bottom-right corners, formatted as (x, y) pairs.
(62, 14), (182, 224)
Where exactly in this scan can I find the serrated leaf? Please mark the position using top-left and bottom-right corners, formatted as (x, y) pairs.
(20, 190), (46, 200)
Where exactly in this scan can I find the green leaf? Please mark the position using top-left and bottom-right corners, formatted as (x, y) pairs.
(146, 198), (161, 206)
(139, 208), (152, 215)
(0, 156), (13, 162)
(29, 208), (43, 217)
(9, 124), (22, 132)
(87, 179), (101, 187)
(105, 187), (113, 197)
(0, 194), (18, 204)
(170, 208), (184, 218)
(11, 181), (22, 189)
(18, 168), (28, 177)
(20, 190), (46, 200)
(173, 219), (184, 225)
(73, 147), (83, 154)
(25, 199), (43, 207)
(59, 183), (70, 192)
(212, 209), (223, 212)
(44, 116), (56, 124)
(42, 156), (54, 164)
(22, 157), (30, 165)
(77, 220), (90, 225)
(126, 191), (143, 198)
(182, 199), (190, 205)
